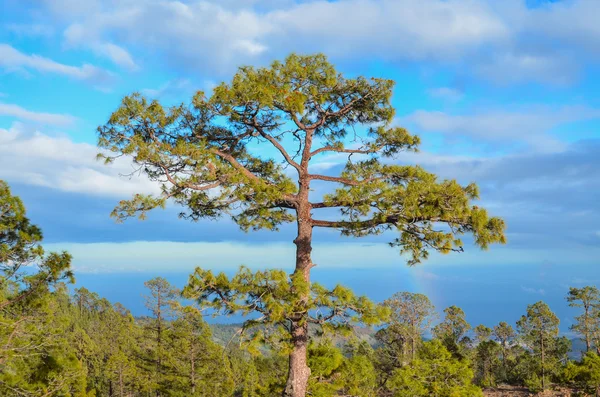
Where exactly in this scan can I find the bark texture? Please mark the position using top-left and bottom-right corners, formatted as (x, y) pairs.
(283, 175), (313, 397)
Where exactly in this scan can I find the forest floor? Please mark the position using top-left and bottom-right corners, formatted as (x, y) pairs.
(483, 385), (583, 396)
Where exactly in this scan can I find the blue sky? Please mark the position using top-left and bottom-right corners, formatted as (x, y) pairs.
(1, 0), (600, 329)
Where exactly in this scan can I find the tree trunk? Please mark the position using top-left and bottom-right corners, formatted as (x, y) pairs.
(501, 345), (507, 382)
(283, 196), (313, 397)
(284, 320), (311, 397)
(585, 304), (592, 352)
(155, 295), (162, 397)
(190, 344), (196, 395)
(119, 368), (124, 397)
(541, 334), (545, 390)
(583, 301), (592, 353)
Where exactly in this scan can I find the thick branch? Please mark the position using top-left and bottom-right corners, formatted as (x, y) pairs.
(310, 146), (375, 158)
(311, 217), (398, 230)
(308, 173), (379, 186)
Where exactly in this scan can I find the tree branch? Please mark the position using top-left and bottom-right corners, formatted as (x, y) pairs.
(310, 146), (375, 158)
(247, 119), (302, 173)
(308, 173), (379, 186)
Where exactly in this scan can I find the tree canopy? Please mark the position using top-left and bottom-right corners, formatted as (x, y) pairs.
(98, 53), (505, 266)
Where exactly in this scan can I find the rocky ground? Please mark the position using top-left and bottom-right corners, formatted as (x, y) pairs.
(483, 385), (584, 396)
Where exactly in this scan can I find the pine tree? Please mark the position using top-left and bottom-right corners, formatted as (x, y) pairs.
(143, 277), (179, 394)
(0, 181), (76, 396)
(181, 266), (387, 383)
(433, 306), (471, 359)
(98, 53), (506, 397)
(516, 301), (560, 391)
(167, 304), (235, 396)
(567, 286), (600, 353)
(388, 340), (483, 397)
(493, 321), (516, 382)
(383, 292), (436, 361)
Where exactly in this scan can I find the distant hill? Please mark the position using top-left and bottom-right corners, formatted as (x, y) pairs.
(211, 323), (245, 346)
(568, 337), (586, 360)
(210, 323), (377, 348)
(210, 324), (589, 362)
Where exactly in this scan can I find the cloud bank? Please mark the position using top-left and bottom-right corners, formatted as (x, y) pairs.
(34, 0), (600, 84)
(0, 122), (158, 197)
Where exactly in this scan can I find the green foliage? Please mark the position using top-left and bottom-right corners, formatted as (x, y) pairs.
(0, 181), (77, 396)
(561, 352), (600, 395)
(382, 292), (436, 361)
(474, 340), (501, 387)
(307, 340), (345, 396)
(567, 286), (600, 353)
(492, 321), (516, 382)
(0, 180), (43, 267)
(182, 266), (389, 352)
(165, 305), (235, 396)
(474, 325), (492, 343)
(252, 354), (288, 396)
(433, 305), (472, 359)
(388, 340), (483, 397)
(516, 301), (565, 391)
(339, 340), (378, 397)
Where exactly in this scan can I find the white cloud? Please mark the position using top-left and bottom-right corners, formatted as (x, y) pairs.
(267, 0), (508, 61)
(92, 42), (138, 71)
(0, 43), (114, 86)
(53, 1), (271, 74)
(38, 0), (507, 75)
(5, 23), (55, 38)
(521, 285), (545, 295)
(0, 122), (158, 197)
(0, 103), (76, 126)
(475, 52), (579, 86)
(142, 78), (194, 98)
(403, 105), (600, 151)
(63, 24), (138, 71)
(428, 87), (464, 102)
(35, 0), (600, 84)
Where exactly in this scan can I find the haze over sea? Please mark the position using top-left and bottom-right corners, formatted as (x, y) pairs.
(71, 264), (598, 334)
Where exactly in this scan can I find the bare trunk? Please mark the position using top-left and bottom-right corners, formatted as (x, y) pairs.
(284, 320), (311, 397)
(585, 304), (592, 352)
(541, 334), (545, 390)
(156, 296), (162, 397)
(190, 344), (196, 394)
(283, 193), (313, 397)
(501, 345), (507, 382)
